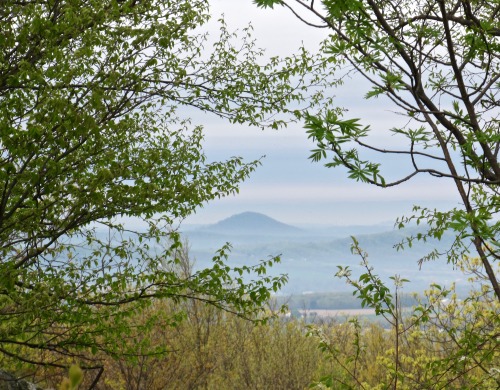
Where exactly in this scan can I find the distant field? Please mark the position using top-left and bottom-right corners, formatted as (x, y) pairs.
(298, 308), (376, 317)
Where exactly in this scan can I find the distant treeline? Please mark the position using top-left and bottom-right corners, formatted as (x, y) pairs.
(277, 292), (421, 311)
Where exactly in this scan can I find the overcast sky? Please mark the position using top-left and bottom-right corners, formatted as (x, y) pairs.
(183, 0), (461, 226)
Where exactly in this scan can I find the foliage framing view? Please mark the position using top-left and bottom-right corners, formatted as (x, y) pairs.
(256, 0), (500, 300)
(0, 0), (333, 371)
(254, 0), (500, 388)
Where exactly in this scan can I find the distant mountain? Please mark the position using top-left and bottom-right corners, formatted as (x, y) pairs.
(202, 211), (302, 236)
(185, 219), (464, 295)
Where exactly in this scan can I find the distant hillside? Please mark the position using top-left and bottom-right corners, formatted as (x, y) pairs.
(202, 211), (302, 236)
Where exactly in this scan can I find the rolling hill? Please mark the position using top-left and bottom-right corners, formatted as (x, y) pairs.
(199, 211), (302, 236)
(182, 212), (465, 295)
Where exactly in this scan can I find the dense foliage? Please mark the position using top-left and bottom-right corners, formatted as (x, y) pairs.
(26, 266), (499, 389)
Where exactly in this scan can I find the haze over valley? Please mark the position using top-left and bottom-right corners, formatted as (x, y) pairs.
(182, 211), (465, 296)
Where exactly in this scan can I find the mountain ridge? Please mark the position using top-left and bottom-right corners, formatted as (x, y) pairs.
(199, 211), (302, 235)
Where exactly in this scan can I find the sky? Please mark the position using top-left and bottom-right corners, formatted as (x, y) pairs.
(183, 0), (461, 227)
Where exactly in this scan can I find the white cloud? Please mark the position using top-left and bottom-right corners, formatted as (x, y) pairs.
(179, 2), (463, 227)
(208, 0), (328, 57)
(223, 179), (459, 202)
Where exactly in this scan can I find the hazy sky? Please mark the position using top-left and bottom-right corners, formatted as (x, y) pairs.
(184, 0), (461, 226)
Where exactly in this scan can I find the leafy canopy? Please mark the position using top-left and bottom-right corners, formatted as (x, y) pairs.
(0, 0), (333, 368)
